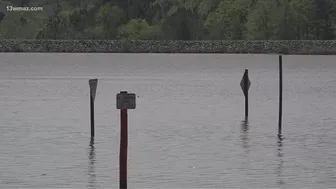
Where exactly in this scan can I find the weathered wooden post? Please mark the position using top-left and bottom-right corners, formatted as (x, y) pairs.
(117, 91), (136, 189)
(240, 69), (251, 119)
(278, 55), (283, 136)
(89, 79), (98, 138)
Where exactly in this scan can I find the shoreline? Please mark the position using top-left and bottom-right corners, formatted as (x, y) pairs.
(1, 39), (336, 55)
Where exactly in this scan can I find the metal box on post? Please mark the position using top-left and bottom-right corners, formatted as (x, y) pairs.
(117, 91), (136, 110)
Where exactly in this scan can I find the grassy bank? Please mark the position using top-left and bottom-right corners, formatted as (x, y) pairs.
(1, 40), (336, 54)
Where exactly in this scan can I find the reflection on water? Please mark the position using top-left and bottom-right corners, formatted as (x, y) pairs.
(88, 137), (96, 189)
(240, 119), (249, 155)
(276, 135), (284, 186)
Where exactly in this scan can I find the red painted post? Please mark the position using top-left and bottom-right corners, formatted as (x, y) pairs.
(120, 109), (128, 189)
(117, 90), (135, 189)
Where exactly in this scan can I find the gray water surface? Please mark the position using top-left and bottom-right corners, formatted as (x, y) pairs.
(0, 53), (335, 188)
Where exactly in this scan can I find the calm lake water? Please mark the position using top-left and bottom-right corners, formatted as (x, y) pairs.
(0, 53), (335, 188)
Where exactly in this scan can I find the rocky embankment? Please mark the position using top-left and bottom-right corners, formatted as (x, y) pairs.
(1, 39), (336, 54)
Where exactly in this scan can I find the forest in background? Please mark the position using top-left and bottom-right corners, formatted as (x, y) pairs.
(0, 0), (335, 40)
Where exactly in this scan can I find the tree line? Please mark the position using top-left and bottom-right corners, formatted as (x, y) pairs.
(0, 0), (336, 40)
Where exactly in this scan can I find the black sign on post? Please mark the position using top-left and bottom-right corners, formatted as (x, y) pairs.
(89, 79), (98, 102)
(240, 69), (251, 118)
(89, 79), (98, 138)
(117, 91), (136, 110)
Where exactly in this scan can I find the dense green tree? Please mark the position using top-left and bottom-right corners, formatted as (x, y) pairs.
(152, 0), (208, 39)
(290, 0), (316, 39)
(118, 19), (163, 39)
(246, 0), (278, 39)
(1, 0), (336, 40)
(312, 0), (336, 39)
(95, 3), (125, 39)
(272, 0), (296, 39)
(204, 0), (248, 39)
(35, 12), (73, 39)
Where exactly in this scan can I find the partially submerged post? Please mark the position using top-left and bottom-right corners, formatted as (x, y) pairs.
(278, 55), (283, 136)
(240, 69), (251, 119)
(89, 79), (98, 138)
(117, 91), (136, 189)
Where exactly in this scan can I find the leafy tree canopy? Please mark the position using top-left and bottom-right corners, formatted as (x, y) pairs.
(1, 0), (336, 40)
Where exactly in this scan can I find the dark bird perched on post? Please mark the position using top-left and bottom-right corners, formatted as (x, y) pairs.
(0, 12), (5, 24)
(20, 16), (27, 26)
